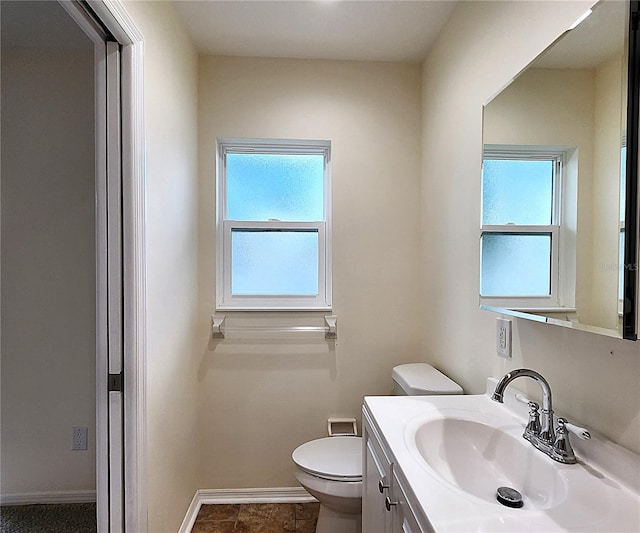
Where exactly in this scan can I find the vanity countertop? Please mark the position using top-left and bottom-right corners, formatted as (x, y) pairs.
(364, 384), (640, 532)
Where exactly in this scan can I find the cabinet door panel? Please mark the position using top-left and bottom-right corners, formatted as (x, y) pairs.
(363, 428), (392, 532)
(391, 471), (422, 533)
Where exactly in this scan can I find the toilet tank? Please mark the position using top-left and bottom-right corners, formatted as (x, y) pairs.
(392, 363), (463, 395)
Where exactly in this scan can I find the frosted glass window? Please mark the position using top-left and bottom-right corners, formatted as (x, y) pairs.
(227, 154), (324, 221)
(483, 159), (554, 225)
(217, 138), (331, 310)
(620, 146), (626, 301)
(620, 229), (625, 301)
(231, 230), (319, 295)
(481, 233), (551, 296)
(620, 145), (626, 222)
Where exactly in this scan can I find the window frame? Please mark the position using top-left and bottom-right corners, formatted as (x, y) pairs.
(619, 142), (627, 313)
(480, 148), (565, 310)
(216, 138), (332, 311)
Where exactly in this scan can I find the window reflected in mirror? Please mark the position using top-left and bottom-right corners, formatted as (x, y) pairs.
(480, 0), (634, 338)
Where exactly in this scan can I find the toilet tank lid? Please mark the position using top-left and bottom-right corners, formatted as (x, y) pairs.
(392, 363), (463, 395)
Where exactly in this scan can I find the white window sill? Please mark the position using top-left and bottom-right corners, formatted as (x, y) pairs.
(216, 306), (333, 312)
(510, 307), (577, 313)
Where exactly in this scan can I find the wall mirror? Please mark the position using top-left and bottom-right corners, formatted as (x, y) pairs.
(480, 0), (639, 340)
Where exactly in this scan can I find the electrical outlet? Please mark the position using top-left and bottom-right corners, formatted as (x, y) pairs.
(72, 427), (88, 451)
(496, 317), (512, 359)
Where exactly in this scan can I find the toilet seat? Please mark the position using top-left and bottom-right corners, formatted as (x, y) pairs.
(292, 436), (362, 482)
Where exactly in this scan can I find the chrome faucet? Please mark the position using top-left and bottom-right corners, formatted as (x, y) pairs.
(492, 368), (582, 464)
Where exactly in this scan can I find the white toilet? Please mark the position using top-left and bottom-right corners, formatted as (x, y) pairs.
(292, 363), (462, 533)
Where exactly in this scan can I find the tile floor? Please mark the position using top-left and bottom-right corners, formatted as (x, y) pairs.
(190, 502), (320, 533)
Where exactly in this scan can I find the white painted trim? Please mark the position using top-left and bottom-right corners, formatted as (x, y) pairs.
(120, 39), (148, 533)
(87, 2), (148, 532)
(1, 491), (97, 506)
(93, 36), (111, 533)
(178, 488), (317, 533)
(198, 487), (316, 504)
(87, 0), (144, 44)
(106, 39), (124, 533)
(58, 1), (109, 42)
(177, 493), (201, 533)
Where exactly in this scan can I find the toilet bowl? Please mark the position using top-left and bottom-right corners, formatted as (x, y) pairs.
(292, 436), (362, 533)
(292, 363), (462, 533)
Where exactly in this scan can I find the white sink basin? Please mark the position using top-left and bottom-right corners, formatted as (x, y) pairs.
(361, 389), (640, 531)
(413, 417), (568, 510)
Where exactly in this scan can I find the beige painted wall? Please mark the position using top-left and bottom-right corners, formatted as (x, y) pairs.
(121, 2), (201, 531)
(592, 54), (625, 330)
(197, 56), (423, 488)
(1, 48), (96, 495)
(421, 0), (640, 454)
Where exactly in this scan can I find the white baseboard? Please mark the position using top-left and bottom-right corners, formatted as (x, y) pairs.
(0, 490), (97, 506)
(178, 487), (316, 533)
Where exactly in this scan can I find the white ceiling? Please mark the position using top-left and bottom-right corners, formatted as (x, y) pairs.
(534, 1), (627, 70)
(0, 1), (625, 67)
(172, 0), (458, 62)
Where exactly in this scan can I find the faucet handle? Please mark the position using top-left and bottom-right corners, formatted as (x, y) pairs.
(551, 418), (577, 464)
(564, 421), (591, 440)
(520, 399), (540, 442)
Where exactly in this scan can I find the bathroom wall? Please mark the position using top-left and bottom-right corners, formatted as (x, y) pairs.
(421, 0), (640, 454)
(120, 2), (201, 531)
(592, 54), (625, 329)
(197, 56), (423, 488)
(1, 47), (96, 497)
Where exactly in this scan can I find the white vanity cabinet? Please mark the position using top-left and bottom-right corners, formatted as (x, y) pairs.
(363, 408), (427, 533)
(363, 416), (392, 532)
(390, 470), (422, 533)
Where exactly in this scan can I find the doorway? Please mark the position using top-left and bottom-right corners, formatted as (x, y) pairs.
(1, 1), (98, 530)
(1, 1), (145, 531)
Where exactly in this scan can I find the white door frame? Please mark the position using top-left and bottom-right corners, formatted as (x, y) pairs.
(59, 2), (146, 531)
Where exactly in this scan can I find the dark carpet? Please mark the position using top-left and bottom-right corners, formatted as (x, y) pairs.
(0, 503), (96, 533)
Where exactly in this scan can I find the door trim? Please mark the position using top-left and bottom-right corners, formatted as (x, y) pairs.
(60, 2), (147, 531)
(95, 4), (147, 532)
(118, 37), (147, 533)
